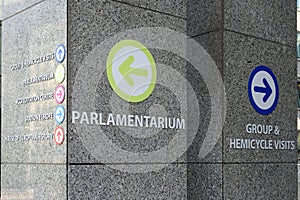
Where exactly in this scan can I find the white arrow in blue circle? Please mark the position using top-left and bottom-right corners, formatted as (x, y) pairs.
(248, 65), (279, 115)
(253, 78), (272, 103)
(55, 105), (65, 124)
(55, 44), (66, 63)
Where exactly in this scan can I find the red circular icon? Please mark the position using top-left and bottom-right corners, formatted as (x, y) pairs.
(55, 85), (65, 104)
(54, 126), (65, 145)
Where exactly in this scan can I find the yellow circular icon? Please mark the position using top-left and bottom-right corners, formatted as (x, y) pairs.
(55, 64), (65, 83)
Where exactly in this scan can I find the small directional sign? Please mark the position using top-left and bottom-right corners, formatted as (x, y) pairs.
(55, 44), (66, 63)
(55, 85), (65, 104)
(248, 65), (279, 115)
(54, 126), (65, 145)
(55, 105), (65, 124)
(55, 64), (65, 84)
(107, 40), (156, 103)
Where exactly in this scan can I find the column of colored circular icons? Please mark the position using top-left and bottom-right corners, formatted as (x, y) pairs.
(54, 44), (66, 145)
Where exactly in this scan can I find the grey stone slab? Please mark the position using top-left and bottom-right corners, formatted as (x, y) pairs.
(1, 0), (67, 163)
(68, 163), (187, 199)
(116, 0), (186, 18)
(2, 0), (42, 19)
(68, 124), (98, 163)
(68, 0), (186, 67)
(68, 50), (191, 164)
(223, 163), (297, 199)
(68, 0), (225, 165)
(1, 164), (66, 200)
(223, 31), (297, 163)
(68, 47), (213, 165)
(68, 0), (194, 165)
(185, 31), (224, 163)
(224, 0), (296, 46)
(187, 0), (222, 36)
(187, 164), (222, 200)
(193, 31), (223, 73)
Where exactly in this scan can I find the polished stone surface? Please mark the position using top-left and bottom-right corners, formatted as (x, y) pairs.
(117, 0), (186, 18)
(224, 163), (297, 199)
(187, 0), (222, 36)
(69, 164), (187, 199)
(1, 0), (67, 163)
(2, 0), (42, 19)
(223, 31), (297, 163)
(187, 163), (222, 199)
(1, 0), (297, 199)
(224, 0), (296, 46)
(186, 31), (223, 163)
(1, 164), (66, 200)
(68, 0), (192, 165)
(193, 31), (223, 72)
(69, 163), (222, 199)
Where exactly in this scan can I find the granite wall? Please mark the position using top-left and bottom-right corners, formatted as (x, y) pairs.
(1, 0), (297, 199)
(1, 0), (67, 199)
(68, 0), (297, 199)
(194, 0), (297, 199)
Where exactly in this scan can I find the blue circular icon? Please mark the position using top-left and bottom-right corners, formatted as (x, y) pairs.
(55, 44), (66, 63)
(55, 105), (65, 124)
(248, 65), (279, 115)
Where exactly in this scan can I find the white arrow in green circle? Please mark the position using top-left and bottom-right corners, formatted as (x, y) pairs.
(107, 40), (156, 103)
(118, 55), (149, 86)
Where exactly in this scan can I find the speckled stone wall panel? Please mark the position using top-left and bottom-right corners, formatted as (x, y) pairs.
(67, 1), (226, 198)
(1, 0), (67, 163)
(187, 0), (222, 36)
(187, 164), (222, 200)
(1, 164), (66, 200)
(68, 164), (187, 199)
(223, 163), (297, 199)
(68, 0), (191, 164)
(223, 31), (297, 163)
(116, 0), (187, 18)
(186, 31), (223, 163)
(67, 0), (222, 167)
(192, 31), (223, 73)
(2, 0), (42, 19)
(224, 0), (296, 46)
(68, 0), (186, 67)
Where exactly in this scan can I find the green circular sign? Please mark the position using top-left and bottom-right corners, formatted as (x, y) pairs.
(106, 40), (156, 102)
(55, 64), (65, 84)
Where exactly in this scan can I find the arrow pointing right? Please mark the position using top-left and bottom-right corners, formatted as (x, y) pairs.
(56, 110), (62, 118)
(56, 89), (62, 98)
(254, 78), (272, 102)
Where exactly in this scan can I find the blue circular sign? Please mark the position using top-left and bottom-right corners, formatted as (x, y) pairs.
(248, 65), (279, 115)
(55, 44), (66, 63)
(55, 105), (65, 124)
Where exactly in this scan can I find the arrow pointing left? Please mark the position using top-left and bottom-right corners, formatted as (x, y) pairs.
(119, 55), (148, 86)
